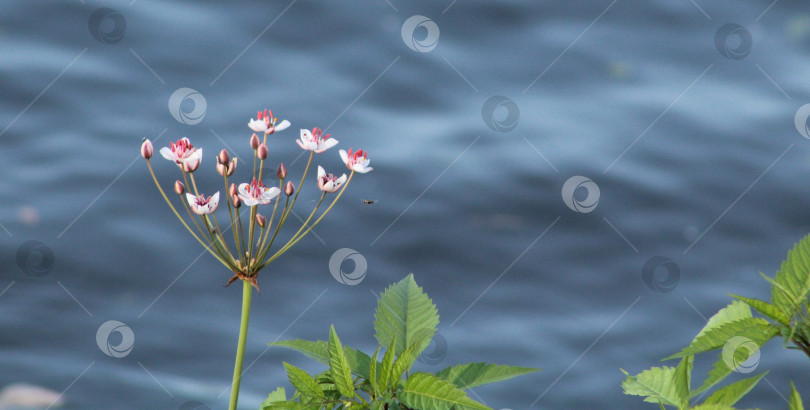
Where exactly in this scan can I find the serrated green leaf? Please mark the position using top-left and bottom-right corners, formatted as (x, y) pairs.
(692, 352), (735, 397)
(730, 295), (790, 326)
(704, 372), (767, 406)
(621, 366), (681, 407)
(269, 339), (374, 379)
(400, 372), (492, 410)
(771, 234), (810, 315)
(692, 330), (772, 400)
(760, 271), (793, 316)
(261, 401), (306, 410)
(260, 387), (288, 409)
(379, 338), (396, 390)
(389, 348), (414, 385)
(282, 362), (324, 399)
(664, 318), (777, 360)
(328, 325), (356, 398)
(436, 363), (540, 390)
(263, 386), (286, 402)
(389, 333), (432, 388)
(673, 356), (693, 407)
(622, 360), (691, 408)
(690, 404), (738, 410)
(791, 382), (804, 410)
(374, 274), (439, 357)
(693, 301), (752, 343)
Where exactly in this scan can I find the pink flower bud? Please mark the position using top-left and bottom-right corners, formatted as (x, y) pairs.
(141, 139), (153, 159)
(227, 158), (237, 176)
(174, 180), (185, 195)
(285, 181), (295, 196)
(229, 183), (237, 197)
(218, 149), (230, 165)
(258, 143), (268, 160)
(256, 214), (266, 228)
(250, 133), (260, 150)
(232, 194), (241, 208)
(216, 162), (227, 176)
(276, 163), (287, 179)
(183, 158), (200, 173)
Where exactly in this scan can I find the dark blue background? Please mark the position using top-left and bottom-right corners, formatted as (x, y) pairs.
(2, 1), (810, 408)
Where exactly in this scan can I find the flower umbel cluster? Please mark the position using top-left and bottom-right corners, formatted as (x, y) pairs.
(140, 109), (372, 291)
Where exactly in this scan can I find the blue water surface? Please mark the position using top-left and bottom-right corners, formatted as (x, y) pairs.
(3, 1), (810, 409)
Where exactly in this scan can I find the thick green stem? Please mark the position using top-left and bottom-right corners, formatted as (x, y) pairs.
(229, 280), (253, 410)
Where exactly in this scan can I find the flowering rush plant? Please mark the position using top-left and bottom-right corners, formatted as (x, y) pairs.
(139, 108), (372, 410)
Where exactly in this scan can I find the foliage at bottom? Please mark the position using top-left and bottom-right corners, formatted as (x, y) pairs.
(260, 274), (539, 409)
(622, 233), (810, 409)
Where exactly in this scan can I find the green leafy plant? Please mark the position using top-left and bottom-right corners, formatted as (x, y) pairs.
(261, 274), (539, 409)
(622, 233), (810, 409)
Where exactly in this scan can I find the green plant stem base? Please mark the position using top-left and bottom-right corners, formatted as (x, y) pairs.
(230, 280), (253, 410)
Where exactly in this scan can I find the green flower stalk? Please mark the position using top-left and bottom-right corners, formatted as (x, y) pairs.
(139, 109), (373, 410)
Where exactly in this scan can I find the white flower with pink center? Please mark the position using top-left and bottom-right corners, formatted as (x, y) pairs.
(248, 109), (290, 135)
(317, 166), (346, 194)
(160, 138), (203, 168)
(237, 178), (280, 206)
(296, 127), (338, 153)
(339, 148), (373, 173)
(186, 192), (220, 215)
